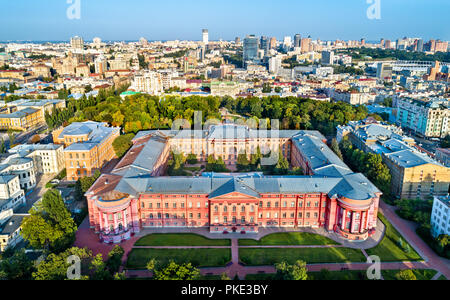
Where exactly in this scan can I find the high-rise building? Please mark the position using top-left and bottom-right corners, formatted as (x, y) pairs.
(235, 37), (241, 44)
(70, 36), (84, 50)
(268, 55), (282, 74)
(376, 63), (393, 80)
(321, 50), (335, 65)
(243, 35), (259, 66)
(300, 37), (311, 53)
(294, 34), (301, 48)
(283, 36), (292, 49)
(202, 29), (209, 45)
(269, 37), (277, 50)
(260, 36), (270, 56)
(417, 39), (424, 52)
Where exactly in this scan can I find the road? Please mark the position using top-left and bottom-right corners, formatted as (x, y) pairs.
(15, 173), (55, 214)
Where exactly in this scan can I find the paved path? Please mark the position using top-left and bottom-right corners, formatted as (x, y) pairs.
(379, 201), (450, 279)
(431, 272), (443, 281)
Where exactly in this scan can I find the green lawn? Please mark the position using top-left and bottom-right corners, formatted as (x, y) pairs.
(382, 269), (438, 280)
(134, 233), (231, 247)
(126, 248), (231, 269)
(366, 214), (422, 262)
(239, 232), (339, 246)
(239, 247), (366, 266)
(245, 270), (368, 280)
(438, 275), (448, 280)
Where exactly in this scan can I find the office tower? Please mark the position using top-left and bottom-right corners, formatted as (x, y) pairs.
(260, 36), (270, 55)
(385, 40), (392, 49)
(268, 55), (282, 74)
(377, 63), (393, 80)
(416, 39), (424, 52)
(243, 35), (259, 65)
(300, 37), (311, 53)
(380, 38), (385, 48)
(202, 29), (209, 45)
(294, 34), (301, 48)
(321, 50), (335, 65)
(283, 36), (292, 49)
(235, 37), (241, 44)
(70, 36), (84, 50)
(269, 37), (277, 50)
(361, 38), (366, 46)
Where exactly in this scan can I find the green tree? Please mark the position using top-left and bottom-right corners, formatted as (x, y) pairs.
(21, 189), (77, 252)
(275, 260), (308, 280)
(33, 247), (91, 280)
(149, 260), (200, 281)
(112, 133), (135, 158)
(395, 270), (417, 280)
(0, 249), (35, 280)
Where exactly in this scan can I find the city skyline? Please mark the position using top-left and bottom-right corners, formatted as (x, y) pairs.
(1, 0), (450, 42)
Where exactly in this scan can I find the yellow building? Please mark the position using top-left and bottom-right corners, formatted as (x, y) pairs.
(53, 121), (120, 181)
(0, 107), (44, 131)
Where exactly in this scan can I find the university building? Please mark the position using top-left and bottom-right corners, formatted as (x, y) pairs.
(86, 124), (381, 244)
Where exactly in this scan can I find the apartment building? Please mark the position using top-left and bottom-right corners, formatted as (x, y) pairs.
(52, 121), (120, 181)
(0, 107), (44, 131)
(431, 195), (450, 238)
(338, 118), (450, 199)
(396, 97), (450, 138)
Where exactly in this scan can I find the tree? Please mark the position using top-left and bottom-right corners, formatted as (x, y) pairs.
(275, 260), (308, 280)
(21, 189), (77, 252)
(0, 249), (35, 280)
(33, 247), (91, 280)
(330, 138), (343, 160)
(186, 154), (198, 165)
(221, 272), (231, 280)
(151, 261), (200, 281)
(106, 245), (125, 274)
(112, 133), (135, 158)
(395, 270), (417, 280)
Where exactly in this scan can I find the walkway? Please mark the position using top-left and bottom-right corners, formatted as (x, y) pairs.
(379, 201), (450, 279)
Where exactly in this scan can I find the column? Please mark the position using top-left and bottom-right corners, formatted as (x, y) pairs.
(350, 211), (356, 234)
(360, 211), (366, 233)
(341, 208), (346, 231)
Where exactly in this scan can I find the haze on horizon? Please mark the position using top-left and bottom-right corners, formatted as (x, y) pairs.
(1, 0), (449, 42)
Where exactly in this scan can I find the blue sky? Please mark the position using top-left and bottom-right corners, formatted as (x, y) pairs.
(1, 0), (449, 41)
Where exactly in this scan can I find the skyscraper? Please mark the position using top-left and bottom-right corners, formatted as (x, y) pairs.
(202, 29), (209, 45)
(243, 35), (259, 66)
(321, 50), (335, 65)
(294, 34), (301, 48)
(260, 36), (270, 56)
(269, 37), (277, 50)
(300, 37), (311, 53)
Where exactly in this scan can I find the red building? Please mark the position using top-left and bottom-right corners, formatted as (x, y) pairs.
(86, 126), (381, 244)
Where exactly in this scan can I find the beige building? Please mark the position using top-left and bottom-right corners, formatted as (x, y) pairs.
(0, 209), (28, 252)
(8, 144), (65, 175)
(0, 175), (25, 212)
(384, 151), (450, 199)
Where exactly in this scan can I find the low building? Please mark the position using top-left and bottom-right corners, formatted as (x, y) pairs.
(0, 209), (28, 252)
(86, 124), (381, 244)
(0, 156), (37, 190)
(52, 121), (120, 181)
(0, 175), (25, 212)
(435, 148), (450, 168)
(8, 144), (65, 175)
(431, 195), (450, 238)
(0, 107), (44, 131)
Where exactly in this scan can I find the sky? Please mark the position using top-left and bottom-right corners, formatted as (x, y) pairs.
(1, 0), (449, 42)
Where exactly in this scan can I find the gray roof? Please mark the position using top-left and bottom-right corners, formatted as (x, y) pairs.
(89, 125), (381, 202)
(385, 149), (444, 168)
(0, 214), (27, 235)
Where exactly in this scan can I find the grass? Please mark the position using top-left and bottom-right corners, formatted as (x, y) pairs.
(135, 233), (230, 247)
(239, 232), (339, 246)
(381, 269), (438, 280)
(126, 248), (231, 269)
(239, 247), (366, 266)
(366, 214), (422, 262)
(438, 275), (447, 280)
(245, 270), (369, 280)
